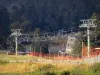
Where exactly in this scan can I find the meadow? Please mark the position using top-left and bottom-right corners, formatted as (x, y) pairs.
(0, 52), (100, 75)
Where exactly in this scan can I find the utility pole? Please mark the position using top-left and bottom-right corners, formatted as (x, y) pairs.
(70, 27), (75, 36)
(79, 19), (97, 57)
(58, 28), (66, 38)
(30, 45), (32, 52)
(82, 42), (84, 58)
(10, 29), (22, 55)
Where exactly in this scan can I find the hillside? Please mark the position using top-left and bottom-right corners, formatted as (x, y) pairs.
(0, 0), (100, 32)
(0, 0), (100, 47)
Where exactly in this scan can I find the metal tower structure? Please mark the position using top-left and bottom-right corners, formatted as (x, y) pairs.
(8, 28), (80, 55)
(79, 19), (97, 57)
(10, 29), (22, 55)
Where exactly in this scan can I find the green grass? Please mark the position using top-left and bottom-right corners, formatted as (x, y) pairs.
(0, 54), (43, 62)
(0, 51), (100, 75)
(0, 71), (64, 75)
(0, 70), (98, 75)
(0, 66), (100, 75)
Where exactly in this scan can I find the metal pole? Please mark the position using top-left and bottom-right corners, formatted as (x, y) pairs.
(95, 27), (97, 46)
(82, 42), (84, 58)
(33, 46), (35, 56)
(30, 45), (32, 52)
(87, 28), (90, 57)
(79, 19), (96, 57)
(15, 36), (18, 55)
(49, 50), (50, 58)
(40, 46), (41, 57)
(11, 29), (21, 55)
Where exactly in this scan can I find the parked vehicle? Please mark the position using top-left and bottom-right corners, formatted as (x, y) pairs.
(7, 50), (15, 55)
(7, 50), (27, 55)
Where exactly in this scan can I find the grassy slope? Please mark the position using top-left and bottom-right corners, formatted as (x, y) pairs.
(0, 52), (100, 75)
(0, 53), (42, 61)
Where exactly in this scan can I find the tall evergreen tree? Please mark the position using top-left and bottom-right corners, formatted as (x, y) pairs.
(0, 6), (10, 49)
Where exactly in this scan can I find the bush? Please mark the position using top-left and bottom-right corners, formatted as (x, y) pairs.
(71, 68), (94, 75)
(38, 64), (55, 72)
(61, 71), (70, 75)
(44, 72), (56, 75)
(91, 63), (100, 73)
(0, 73), (21, 75)
(71, 68), (84, 75)
(0, 60), (8, 65)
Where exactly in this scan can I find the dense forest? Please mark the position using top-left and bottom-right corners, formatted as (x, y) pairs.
(0, 0), (100, 32)
(0, 0), (100, 47)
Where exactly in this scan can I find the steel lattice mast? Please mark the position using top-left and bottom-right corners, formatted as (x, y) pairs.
(10, 29), (22, 55)
(79, 19), (97, 57)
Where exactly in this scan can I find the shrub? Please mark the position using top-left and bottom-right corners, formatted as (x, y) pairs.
(0, 73), (21, 75)
(0, 60), (8, 65)
(61, 71), (70, 75)
(71, 68), (84, 75)
(71, 68), (94, 75)
(91, 63), (100, 73)
(38, 64), (55, 72)
(44, 72), (56, 75)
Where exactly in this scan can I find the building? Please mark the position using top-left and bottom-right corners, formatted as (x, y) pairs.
(48, 35), (76, 54)
(65, 36), (76, 53)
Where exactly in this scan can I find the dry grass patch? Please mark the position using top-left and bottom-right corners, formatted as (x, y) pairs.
(0, 62), (77, 73)
(0, 62), (44, 73)
(54, 63), (76, 73)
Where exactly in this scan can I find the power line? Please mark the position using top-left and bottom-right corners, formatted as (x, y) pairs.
(8, 27), (80, 55)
